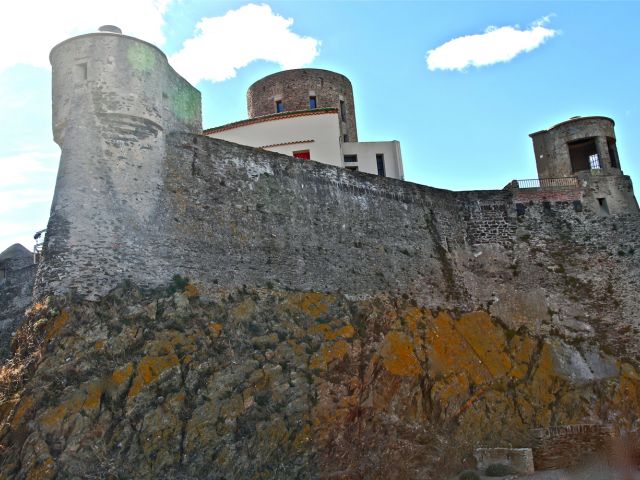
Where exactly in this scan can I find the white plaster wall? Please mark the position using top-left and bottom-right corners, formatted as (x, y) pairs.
(342, 141), (404, 180)
(207, 112), (343, 168)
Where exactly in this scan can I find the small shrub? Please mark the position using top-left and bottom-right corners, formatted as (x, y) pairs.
(485, 463), (516, 476)
(458, 470), (480, 480)
(168, 274), (189, 294)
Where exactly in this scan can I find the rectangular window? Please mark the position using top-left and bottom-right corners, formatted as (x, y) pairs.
(376, 154), (386, 177)
(309, 96), (317, 109)
(275, 100), (283, 113)
(293, 150), (310, 160)
(589, 154), (601, 169)
(343, 154), (357, 163)
(340, 100), (346, 121)
(607, 137), (619, 168)
(345, 166), (358, 172)
(343, 134), (349, 142)
(74, 62), (88, 81)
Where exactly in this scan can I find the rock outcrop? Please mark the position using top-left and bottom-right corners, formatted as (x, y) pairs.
(1, 278), (638, 479)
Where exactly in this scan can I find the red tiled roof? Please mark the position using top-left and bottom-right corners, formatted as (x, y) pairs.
(203, 108), (338, 135)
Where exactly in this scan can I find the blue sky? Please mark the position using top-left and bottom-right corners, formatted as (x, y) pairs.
(1, 1), (639, 252)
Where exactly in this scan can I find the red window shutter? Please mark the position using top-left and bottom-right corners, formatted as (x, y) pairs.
(293, 150), (311, 160)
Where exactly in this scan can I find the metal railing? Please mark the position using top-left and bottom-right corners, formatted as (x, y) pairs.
(515, 177), (580, 189)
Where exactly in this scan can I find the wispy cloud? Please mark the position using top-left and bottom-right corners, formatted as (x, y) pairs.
(0, 0), (173, 72)
(426, 16), (557, 72)
(169, 3), (320, 84)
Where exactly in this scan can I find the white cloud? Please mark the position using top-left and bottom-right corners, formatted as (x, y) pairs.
(0, 151), (58, 188)
(169, 3), (320, 84)
(426, 16), (557, 71)
(0, 0), (173, 72)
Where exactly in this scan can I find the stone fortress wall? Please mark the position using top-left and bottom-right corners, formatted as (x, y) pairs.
(247, 68), (358, 142)
(34, 27), (639, 306)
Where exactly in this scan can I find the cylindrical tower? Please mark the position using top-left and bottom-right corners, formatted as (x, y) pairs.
(530, 116), (620, 178)
(247, 68), (358, 142)
(36, 26), (202, 298)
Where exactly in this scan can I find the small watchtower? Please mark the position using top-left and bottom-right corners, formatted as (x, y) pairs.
(530, 116), (620, 178)
(529, 116), (637, 214)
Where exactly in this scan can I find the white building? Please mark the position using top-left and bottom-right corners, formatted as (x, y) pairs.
(204, 68), (404, 180)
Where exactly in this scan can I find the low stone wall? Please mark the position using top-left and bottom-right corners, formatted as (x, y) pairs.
(531, 424), (614, 470)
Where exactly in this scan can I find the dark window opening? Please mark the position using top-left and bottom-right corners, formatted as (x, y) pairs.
(75, 62), (88, 81)
(293, 150), (310, 160)
(345, 166), (358, 172)
(376, 154), (386, 177)
(343, 154), (357, 163)
(568, 138), (598, 173)
(275, 100), (283, 113)
(597, 197), (610, 215)
(516, 203), (526, 216)
(573, 200), (583, 212)
(309, 96), (317, 109)
(340, 100), (346, 121)
(607, 137), (619, 168)
(343, 134), (349, 143)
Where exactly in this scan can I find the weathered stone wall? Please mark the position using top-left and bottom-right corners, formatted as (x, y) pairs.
(531, 425), (614, 470)
(247, 68), (358, 142)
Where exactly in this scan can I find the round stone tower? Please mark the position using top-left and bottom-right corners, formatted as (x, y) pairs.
(530, 116), (620, 179)
(247, 68), (358, 142)
(38, 27), (202, 298)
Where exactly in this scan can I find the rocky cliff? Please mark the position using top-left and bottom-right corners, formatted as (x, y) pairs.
(2, 198), (640, 479)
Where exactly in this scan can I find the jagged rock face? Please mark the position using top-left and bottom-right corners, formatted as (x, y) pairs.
(1, 283), (638, 479)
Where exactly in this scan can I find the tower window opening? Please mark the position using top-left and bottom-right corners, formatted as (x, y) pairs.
(309, 96), (317, 109)
(75, 62), (88, 81)
(376, 154), (386, 177)
(607, 137), (620, 168)
(293, 150), (310, 160)
(340, 100), (346, 121)
(343, 134), (349, 143)
(344, 154), (357, 163)
(597, 197), (610, 215)
(568, 137), (598, 173)
(275, 100), (283, 113)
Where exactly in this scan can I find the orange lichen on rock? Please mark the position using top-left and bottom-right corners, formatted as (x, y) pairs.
(110, 362), (134, 387)
(128, 349), (180, 398)
(39, 391), (84, 431)
(426, 311), (491, 384)
(209, 322), (223, 337)
(25, 457), (55, 480)
(455, 311), (512, 377)
(45, 310), (68, 341)
(309, 339), (350, 370)
(309, 323), (355, 341)
(82, 381), (104, 412)
(291, 292), (332, 318)
(10, 395), (33, 429)
(509, 335), (537, 380)
(183, 283), (199, 298)
(229, 298), (256, 321)
(380, 331), (422, 377)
